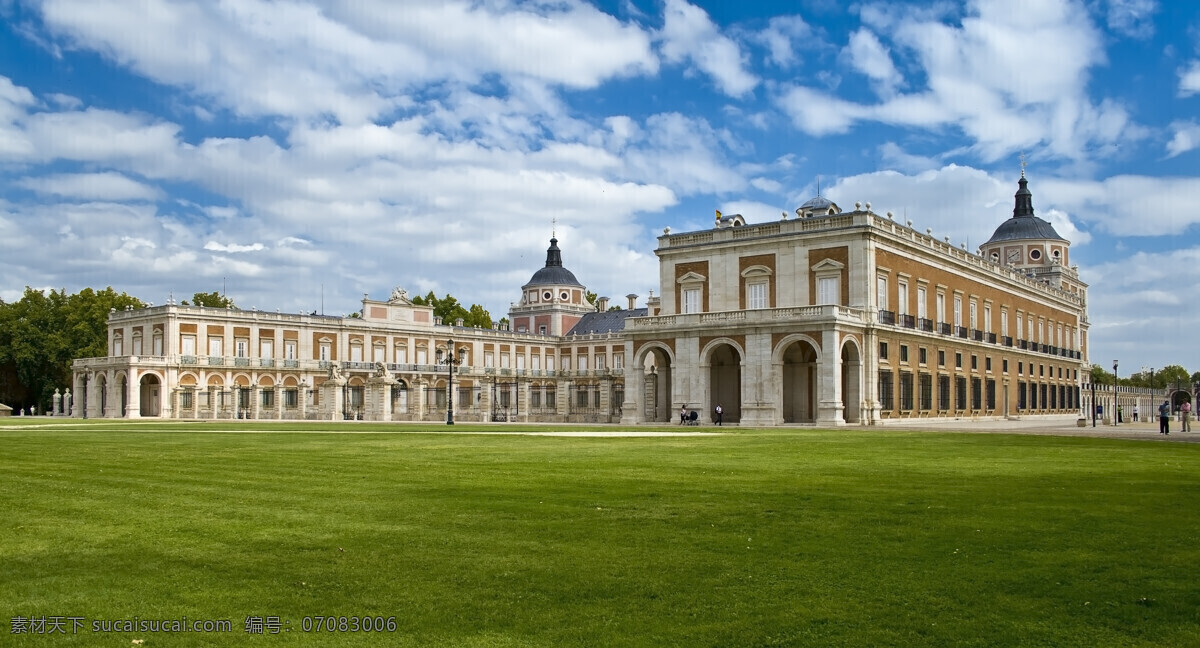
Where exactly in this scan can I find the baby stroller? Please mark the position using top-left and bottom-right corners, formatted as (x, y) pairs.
(686, 410), (700, 426)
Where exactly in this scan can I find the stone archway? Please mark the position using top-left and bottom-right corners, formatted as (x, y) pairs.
(139, 373), (161, 417)
(95, 373), (108, 418)
(781, 339), (819, 423)
(643, 346), (675, 423)
(117, 373), (128, 418)
(707, 343), (742, 424)
(841, 339), (862, 424)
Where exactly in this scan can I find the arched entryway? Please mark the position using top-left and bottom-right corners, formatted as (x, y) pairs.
(139, 373), (161, 417)
(117, 373), (128, 418)
(707, 342), (742, 424)
(780, 339), (819, 423)
(631, 345), (674, 423)
(93, 373), (108, 418)
(841, 339), (863, 424)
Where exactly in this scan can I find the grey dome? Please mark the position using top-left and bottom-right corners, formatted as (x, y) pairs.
(524, 237), (583, 288)
(984, 175), (1066, 244)
(799, 195), (835, 211)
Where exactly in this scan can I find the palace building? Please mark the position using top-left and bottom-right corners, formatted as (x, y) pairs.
(71, 172), (1089, 425)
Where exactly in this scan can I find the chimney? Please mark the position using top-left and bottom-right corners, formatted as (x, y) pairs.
(626, 293), (638, 310)
(597, 296), (610, 311)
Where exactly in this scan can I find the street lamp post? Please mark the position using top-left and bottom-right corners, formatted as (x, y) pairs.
(1091, 376), (1096, 428)
(437, 340), (466, 425)
(1112, 359), (1118, 427)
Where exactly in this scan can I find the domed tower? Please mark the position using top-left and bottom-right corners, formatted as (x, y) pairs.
(508, 235), (595, 336)
(980, 170), (1084, 295)
(795, 195), (841, 218)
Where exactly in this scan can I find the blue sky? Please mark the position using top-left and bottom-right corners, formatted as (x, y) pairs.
(1, 0), (1197, 374)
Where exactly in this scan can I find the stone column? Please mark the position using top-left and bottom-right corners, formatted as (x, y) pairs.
(251, 386), (261, 420)
(126, 371), (141, 418)
(816, 328), (845, 426)
(621, 369), (644, 425)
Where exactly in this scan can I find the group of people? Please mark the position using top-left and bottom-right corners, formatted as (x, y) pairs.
(1157, 399), (1191, 435)
(680, 404), (723, 426)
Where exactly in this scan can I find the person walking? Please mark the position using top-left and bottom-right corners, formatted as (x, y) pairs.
(714, 404), (723, 426)
(1159, 400), (1171, 435)
(1182, 400), (1192, 433)
(680, 405), (688, 426)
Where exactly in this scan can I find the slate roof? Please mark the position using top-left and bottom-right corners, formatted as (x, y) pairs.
(524, 237), (584, 288)
(984, 174), (1067, 244)
(567, 308), (649, 336)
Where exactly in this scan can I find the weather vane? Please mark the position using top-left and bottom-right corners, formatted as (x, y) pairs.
(1020, 152), (1027, 178)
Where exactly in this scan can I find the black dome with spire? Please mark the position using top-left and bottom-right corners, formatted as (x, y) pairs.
(983, 172), (1066, 244)
(524, 236), (583, 288)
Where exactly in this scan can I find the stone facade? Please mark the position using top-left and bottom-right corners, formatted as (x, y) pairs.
(71, 175), (1090, 426)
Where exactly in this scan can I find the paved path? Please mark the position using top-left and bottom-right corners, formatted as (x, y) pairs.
(876, 414), (1200, 443)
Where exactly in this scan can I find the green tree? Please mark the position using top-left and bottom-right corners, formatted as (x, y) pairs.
(464, 303), (493, 329)
(412, 291), (492, 328)
(184, 291), (235, 308)
(1088, 364), (1114, 385)
(0, 287), (142, 412)
(1158, 365), (1190, 391)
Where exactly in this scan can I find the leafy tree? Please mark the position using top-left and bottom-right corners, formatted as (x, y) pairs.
(1088, 364), (1114, 385)
(0, 287), (142, 412)
(184, 291), (235, 308)
(586, 291), (598, 311)
(412, 291), (493, 328)
(465, 303), (493, 329)
(1158, 365), (1191, 390)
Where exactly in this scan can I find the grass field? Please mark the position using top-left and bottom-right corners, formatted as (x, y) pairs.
(2, 420), (1198, 647)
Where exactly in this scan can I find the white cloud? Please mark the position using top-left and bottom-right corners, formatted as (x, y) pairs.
(1165, 120), (1200, 157)
(16, 172), (162, 202)
(1040, 175), (1200, 236)
(1104, 0), (1157, 39)
(36, 0), (658, 125)
(817, 165), (1089, 252)
(778, 0), (1139, 162)
(204, 241), (265, 253)
(659, 0), (758, 97)
(843, 29), (902, 97)
(1178, 61), (1200, 97)
(756, 15), (815, 67)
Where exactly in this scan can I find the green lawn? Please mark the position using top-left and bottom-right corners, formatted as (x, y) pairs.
(2, 420), (1198, 647)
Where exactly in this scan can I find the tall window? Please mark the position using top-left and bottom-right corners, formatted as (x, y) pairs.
(1001, 310), (1008, 337)
(817, 277), (838, 305)
(983, 305), (992, 333)
(261, 340), (273, 359)
(319, 343), (331, 361)
(954, 296), (962, 327)
(936, 293), (946, 323)
(877, 276), (888, 310)
(683, 288), (701, 314)
(748, 282), (767, 309)
(236, 340), (248, 358)
(897, 281), (908, 316)
(285, 341), (296, 360)
(917, 286), (927, 320)
(1017, 314), (1024, 339)
(208, 337), (222, 357)
(181, 336), (196, 356)
(969, 301), (977, 329)
(373, 346), (385, 363)
(879, 371), (894, 411)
